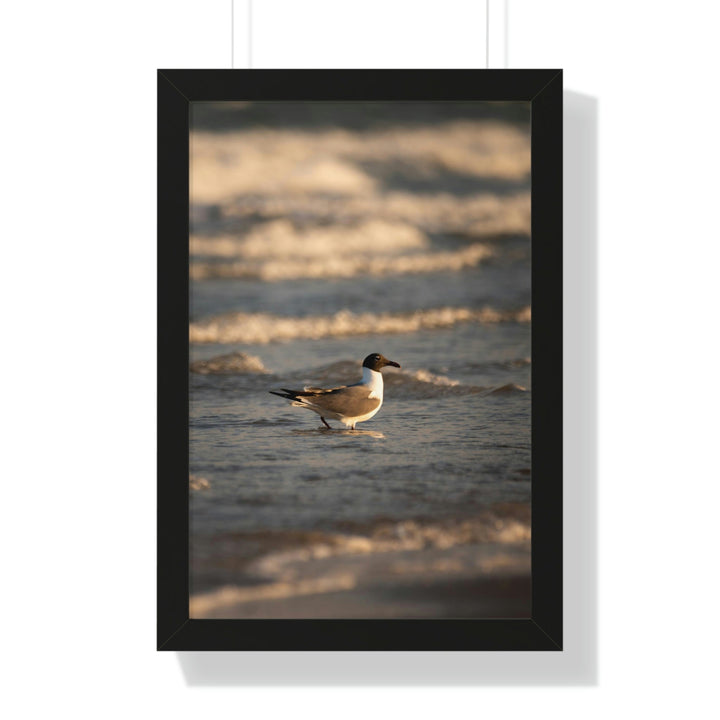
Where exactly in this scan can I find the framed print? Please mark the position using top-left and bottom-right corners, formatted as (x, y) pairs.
(158, 70), (562, 650)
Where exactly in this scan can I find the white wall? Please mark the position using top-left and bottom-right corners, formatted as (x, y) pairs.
(2, 1), (718, 718)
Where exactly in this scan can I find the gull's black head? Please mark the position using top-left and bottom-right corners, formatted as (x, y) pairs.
(362, 353), (401, 372)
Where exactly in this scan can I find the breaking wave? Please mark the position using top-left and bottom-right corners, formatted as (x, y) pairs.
(190, 243), (493, 281)
(211, 191), (531, 239)
(383, 369), (486, 398)
(190, 219), (428, 259)
(189, 306), (531, 344)
(249, 513), (531, 577)
(190, 121), (530, 205)
(189, 218), (496, 282)
(190, 351), (269, 375)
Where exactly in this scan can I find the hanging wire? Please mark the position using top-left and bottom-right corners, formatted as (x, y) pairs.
(486, 0), (490, 68)
(231, 1), (252, 69)
(248, 0), (253, 68)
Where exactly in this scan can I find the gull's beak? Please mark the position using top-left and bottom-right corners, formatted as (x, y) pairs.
(384, 359), (401, 369)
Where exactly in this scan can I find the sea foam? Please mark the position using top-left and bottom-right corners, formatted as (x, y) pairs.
(189, 306), (531, 344)
(191, 219), (428, 259)
(189, 351), (269, 375)
(190, 242), (493, 281)
(215, 191), (530, 239)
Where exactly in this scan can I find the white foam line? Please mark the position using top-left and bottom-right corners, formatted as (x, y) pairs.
(189, 306), (531, 344)
(190, 575), (357, 617)
(190, 243), (494, 281)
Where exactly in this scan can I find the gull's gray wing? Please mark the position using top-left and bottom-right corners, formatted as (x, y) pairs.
(297, 385), (380, 417)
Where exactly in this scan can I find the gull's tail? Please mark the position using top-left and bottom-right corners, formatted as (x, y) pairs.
(269, 389), (295, 400)
(269, 387), (330, 400)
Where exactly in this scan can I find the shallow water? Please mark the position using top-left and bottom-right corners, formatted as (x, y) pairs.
(188, 102), (531, 618)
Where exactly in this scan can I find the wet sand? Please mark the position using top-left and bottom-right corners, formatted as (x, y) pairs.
(193, 574), (531, 620)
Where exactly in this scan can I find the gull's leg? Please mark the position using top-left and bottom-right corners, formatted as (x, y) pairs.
(320, 417), (331, 429)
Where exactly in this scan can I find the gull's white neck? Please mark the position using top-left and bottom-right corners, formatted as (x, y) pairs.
(362, 366), (384, 399)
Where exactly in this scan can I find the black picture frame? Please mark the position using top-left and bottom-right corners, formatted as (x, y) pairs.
(158, 69), (562, 651)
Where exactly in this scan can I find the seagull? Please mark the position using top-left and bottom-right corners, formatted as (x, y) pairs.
(269, 353), (401, 430)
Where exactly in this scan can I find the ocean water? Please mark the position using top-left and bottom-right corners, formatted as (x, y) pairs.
(188, 102), (532, 619)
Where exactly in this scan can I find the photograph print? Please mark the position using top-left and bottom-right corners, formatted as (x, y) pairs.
(158, 70), (563, 650)
(189, 99), (532, 620)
